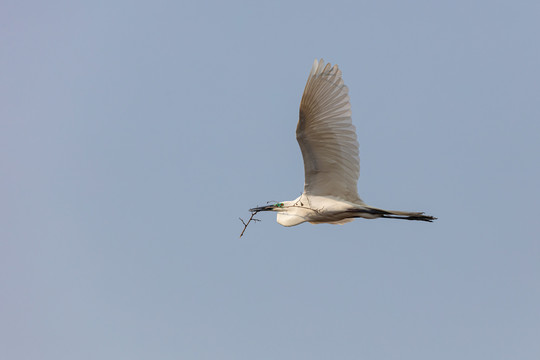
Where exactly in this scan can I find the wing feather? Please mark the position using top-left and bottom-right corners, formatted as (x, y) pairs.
(296, 59), (363, 203)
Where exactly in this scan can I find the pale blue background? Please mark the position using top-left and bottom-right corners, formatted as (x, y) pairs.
(2, 1), (539, 359)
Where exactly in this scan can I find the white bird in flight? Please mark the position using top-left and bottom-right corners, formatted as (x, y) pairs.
(250, 59), (436, 227)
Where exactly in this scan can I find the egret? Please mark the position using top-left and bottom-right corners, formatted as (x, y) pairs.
(250, 59), (436, 227)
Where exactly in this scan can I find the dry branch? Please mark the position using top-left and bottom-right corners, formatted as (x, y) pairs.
(239, 211), (261, 238)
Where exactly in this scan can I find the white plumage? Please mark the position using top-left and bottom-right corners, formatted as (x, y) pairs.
(250, 59), (436, 227)
(298, 59), (362, 203)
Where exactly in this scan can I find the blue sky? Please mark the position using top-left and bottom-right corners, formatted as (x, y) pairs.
(2, 0), (539, 359)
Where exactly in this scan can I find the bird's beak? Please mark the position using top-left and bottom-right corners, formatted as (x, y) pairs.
(249, 205), (275, 212)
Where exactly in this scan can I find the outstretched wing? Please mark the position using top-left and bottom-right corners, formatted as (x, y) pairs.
(296, 59), (363, 203)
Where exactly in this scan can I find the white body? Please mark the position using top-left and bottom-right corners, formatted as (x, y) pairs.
(276, 195), (379, 227)
(251, 59), (435, 226)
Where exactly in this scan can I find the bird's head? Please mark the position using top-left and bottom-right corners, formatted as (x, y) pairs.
(249, 200), (308, 227)
(249, 202), (286, 213)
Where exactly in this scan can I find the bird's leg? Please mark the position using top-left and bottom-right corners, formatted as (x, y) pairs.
(380, 214), (437, 222)
(347, 208), (436, 222)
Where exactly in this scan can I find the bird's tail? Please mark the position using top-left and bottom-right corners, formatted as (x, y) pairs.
(350, 206), (437, 222)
